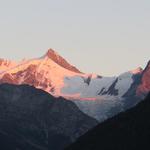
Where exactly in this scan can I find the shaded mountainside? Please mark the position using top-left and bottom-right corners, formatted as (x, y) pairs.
(0, 84), (98, 150)
(66, 93), (150, 150)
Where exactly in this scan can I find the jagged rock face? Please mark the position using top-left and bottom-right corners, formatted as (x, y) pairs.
(46, 49), (81, 73)
(0, 59), (13, 67)
(0, 59), (16, 72)
(0, 73), (18, 84)
(12, 64), (51, 90)
(137, 61), (150, 97)
(0, 84), (98, 150)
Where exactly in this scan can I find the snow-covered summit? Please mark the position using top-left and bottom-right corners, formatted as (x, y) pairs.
(130, 67), (143, 74)
(0, 59), (16, 72)
(42, 48), (81, 73)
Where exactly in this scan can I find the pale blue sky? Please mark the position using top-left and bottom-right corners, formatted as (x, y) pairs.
(0, 0), (150, 76)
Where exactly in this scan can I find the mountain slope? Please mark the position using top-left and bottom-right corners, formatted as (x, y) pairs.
(0, 49), (87, 96)
(137, 60), (150, 97)
(66, 93), (150, 150)
(0, 49), (145, 99)
(45, 49), (81, 73)
(0, 59), (16, 72)
(0, 49), (149, 122)
(0, 84), (98, 150)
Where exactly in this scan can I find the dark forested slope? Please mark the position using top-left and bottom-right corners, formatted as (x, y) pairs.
(67, 93), (150, 150)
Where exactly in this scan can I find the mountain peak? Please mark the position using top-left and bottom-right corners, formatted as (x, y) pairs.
(146, 60), (150, 68)
(142, 60), (150, 74)
(0, 59), (16, 72)
(46, 48), (59, 58)
(44, 48), (82, 73)
(130, 67), (143, 74)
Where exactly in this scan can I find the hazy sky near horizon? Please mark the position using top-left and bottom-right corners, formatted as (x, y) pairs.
(0, 0), (150, 76)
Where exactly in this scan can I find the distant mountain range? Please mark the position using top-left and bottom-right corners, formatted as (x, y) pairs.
(0, 49), (150, 122)
(0, 84), (97, 150)
(66, 93), (150, 150)
(0, 49), (150, 150)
